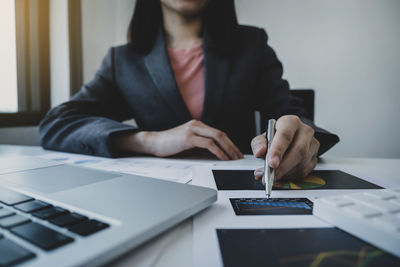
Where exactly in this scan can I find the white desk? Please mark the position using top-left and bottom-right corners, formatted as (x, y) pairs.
(1, 145), (399, 266)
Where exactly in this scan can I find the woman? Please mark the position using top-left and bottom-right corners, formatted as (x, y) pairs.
(40, 0), (339, 181)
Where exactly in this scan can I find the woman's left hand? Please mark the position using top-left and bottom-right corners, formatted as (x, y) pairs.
(251, 115), (320, 181)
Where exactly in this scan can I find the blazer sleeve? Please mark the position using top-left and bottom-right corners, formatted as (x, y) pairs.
(253, 29), (339, 155)
(39, 48), (137, 157)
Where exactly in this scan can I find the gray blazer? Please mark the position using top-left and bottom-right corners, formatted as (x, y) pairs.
(40, 25), (339, 157)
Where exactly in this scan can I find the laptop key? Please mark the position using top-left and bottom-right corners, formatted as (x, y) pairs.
(0, 214), (30, 229)
(0, 236), (35, 267)
(68, 219), (109, 236)
(11, 222), (74, 251)
(0, 187), (33, 206)
(14, 200), (51, 213)
(49, 212), (87, 227)
(0, 209), (15, 219)
(33, 207), (68, 220)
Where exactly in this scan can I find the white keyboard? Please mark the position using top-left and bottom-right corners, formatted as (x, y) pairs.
(313, 188), (400, 258)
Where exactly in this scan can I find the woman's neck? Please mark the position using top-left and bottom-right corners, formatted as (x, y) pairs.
(161, 6), (203, 49)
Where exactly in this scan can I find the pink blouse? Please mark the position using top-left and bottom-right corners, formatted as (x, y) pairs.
(168, 44), (205, 120)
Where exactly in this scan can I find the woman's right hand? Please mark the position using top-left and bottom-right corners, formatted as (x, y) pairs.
(117, 120), (243, 160)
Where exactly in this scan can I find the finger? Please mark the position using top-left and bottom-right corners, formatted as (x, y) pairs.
(190, 136), (229, 161)
(251, 134), (267, 158)
(278, 164), (302, 181)
(267, 116), (299, 168)
(307, 155), (318, 176)
(192, 123), (242, 160)
(254, 167), (264, 180)
(310, 137), (320, 158)
(279, 155), (317, 181)
(274, 125), (313, 180)
(298, 154), (318, 179)
(219, 133), (243, 159)
(194, 126), (240, 160)
(278, 138), (318, 181)
(201, 123), (243, 159)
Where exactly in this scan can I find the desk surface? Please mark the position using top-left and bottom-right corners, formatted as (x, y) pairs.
(1, 144), (399, 267)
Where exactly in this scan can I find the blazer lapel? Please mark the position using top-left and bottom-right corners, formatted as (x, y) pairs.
(144, 29), (191, 123)
(201, 34), (230, 126)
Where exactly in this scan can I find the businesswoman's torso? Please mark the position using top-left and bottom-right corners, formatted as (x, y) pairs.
(108, 26), (302, 151)
(40, 25), (315, 157)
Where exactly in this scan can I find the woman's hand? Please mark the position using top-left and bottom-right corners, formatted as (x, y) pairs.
(251, 115), (320, 181)
(117, 120), (243, 160)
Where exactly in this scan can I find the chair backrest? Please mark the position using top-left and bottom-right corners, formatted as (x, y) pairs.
(291, 89), (315, 122)
(256, 89), (315, 135)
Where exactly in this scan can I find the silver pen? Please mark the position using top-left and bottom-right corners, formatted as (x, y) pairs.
(263, 119), (276, 198)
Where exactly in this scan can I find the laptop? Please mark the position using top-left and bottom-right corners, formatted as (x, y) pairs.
(0, 156), (217, 266)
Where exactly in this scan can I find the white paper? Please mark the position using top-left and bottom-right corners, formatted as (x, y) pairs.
(39, 152), (219, 184)
(38, 152), (265, 185)
(193, 195), (332, 267)
(112, 223), (177, 267)
(191, 163), (394, 267)
(212, 154), (264, 168)
(191, 167), (333, 267)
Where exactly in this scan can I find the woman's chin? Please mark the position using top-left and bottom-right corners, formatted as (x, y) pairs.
(162, 0), (209, 17)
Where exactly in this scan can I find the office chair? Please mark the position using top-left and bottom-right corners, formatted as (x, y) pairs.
(257, 89), (315, 135)
(290, 89), (315, 122)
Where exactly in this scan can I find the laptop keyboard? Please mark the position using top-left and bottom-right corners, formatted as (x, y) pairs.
(11, 222), (74, 251)
(0, 187), (110, 266)
(0, 235), (35, 267)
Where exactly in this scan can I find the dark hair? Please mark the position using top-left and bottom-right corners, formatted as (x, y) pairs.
(127, 0), (238, 56)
